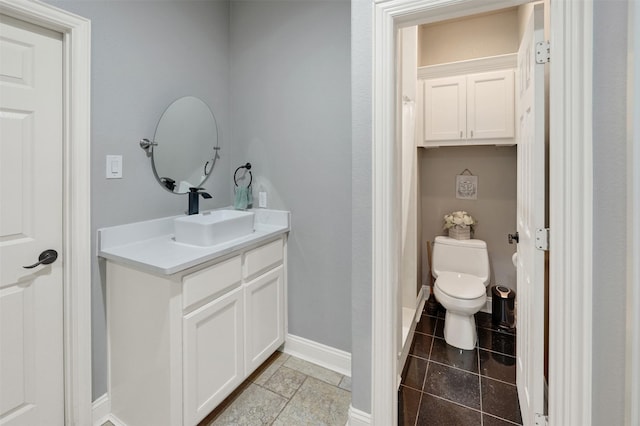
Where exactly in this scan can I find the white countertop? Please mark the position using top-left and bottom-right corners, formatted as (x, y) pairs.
(98, 208), (290, 275)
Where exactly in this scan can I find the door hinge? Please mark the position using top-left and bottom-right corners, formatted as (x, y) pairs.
(535, 228), (550, 251)
(535, 41), (550, 64)
(535, 413), (549, 425)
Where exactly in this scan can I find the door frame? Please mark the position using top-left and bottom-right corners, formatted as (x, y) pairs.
(0, 0), (92, 424)
(370, 0), (593, 425)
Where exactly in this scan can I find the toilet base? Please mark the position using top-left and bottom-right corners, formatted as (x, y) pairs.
(443, 311), (478, 350)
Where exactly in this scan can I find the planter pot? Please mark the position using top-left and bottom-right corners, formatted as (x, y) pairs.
(448, 227), (471, 240)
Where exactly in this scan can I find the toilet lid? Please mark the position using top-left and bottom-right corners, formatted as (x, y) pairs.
(435, 272), (486, 300)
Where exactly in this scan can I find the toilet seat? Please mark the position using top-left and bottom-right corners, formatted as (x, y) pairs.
(435, 271), (486, 300)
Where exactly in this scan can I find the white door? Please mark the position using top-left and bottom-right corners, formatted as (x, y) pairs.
(0, 15), (64, 426)
(515, 4), (546, 425)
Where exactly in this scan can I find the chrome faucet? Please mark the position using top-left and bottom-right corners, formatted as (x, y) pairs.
(188, 187), (212, 215)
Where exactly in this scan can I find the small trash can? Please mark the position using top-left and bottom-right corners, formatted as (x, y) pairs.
(492, 285), (515, 329)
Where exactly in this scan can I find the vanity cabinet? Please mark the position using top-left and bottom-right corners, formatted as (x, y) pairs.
(422, 69), (515, 146)
(106, 235), (286, 426)
(245, 266), (284, 373)
(182, 254), (255, 425)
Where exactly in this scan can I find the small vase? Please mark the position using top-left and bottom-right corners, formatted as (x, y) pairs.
(448, 227), (471, 240)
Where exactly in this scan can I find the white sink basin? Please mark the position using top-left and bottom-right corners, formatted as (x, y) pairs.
(174, 210), (255, 247)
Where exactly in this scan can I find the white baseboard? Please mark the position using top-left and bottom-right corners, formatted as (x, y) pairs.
(95, 336), (351, 426)
(92, 394), (126, 426)
(283, 333), (351, 377)
(347, 404), (372, 425)
(92, 393), (110, 426)
(107, 414), (127, 426)
(107, 414), (126, 426)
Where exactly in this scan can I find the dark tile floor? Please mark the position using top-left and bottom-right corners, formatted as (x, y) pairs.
(399, 308), (522, 426)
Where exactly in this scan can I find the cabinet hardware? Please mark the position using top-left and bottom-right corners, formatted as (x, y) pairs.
(23, 249), (58, 269)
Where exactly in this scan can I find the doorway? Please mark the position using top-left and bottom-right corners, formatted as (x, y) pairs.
(398, 4), (546, 424)
(368, 0), (594, 425)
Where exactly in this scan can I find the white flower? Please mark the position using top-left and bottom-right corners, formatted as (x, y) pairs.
(443, 210), (477, 230)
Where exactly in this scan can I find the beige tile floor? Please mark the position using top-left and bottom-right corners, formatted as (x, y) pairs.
(201, 351), (351, 425)
(102, 351), (351, 426)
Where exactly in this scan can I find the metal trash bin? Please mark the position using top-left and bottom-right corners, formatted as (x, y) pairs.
(491, 285), (515, 329)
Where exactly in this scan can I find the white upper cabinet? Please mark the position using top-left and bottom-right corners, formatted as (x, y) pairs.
(423, 75), (467, 141)
(467, 70), (515, 140)
(421, 66), (515, 146)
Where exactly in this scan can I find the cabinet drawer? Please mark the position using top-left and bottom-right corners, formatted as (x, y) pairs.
(183, 255), (241, 310)
(243, 238), (284, 280)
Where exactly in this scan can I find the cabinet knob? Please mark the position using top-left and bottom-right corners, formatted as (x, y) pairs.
(460, 130), (463, 138)
(470, 130), (474, 138)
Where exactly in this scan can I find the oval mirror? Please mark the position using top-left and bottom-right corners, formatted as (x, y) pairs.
(151, 96), (219, 194)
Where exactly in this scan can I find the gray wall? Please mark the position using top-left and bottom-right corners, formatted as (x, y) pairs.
(50, 0), (353, 402)
(592, 0), (628, 423)
(351, 0), (373, 414)
(419, 146), (517, 292)
(47, 0), (232, 400)
(44, 0), (632, 419)
(229, 0), (352, 352)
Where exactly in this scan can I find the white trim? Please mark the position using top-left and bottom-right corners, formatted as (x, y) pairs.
(372, 0), (593, 425)
(347, 404), (372, 426)
(398, 288), (425, 386)
(108, 414), (127, 426)
(0, 1), (92, 425)
(372, 1), (399, 423)
(99, 413), (126, 426)
(418, 53), (517, 79)
(283, 334), (351, 377)
(547, 1), (593, 425)
(92, 393), (110, 426)
(91, 394), (126, 426)
(627, 0), (640, 423)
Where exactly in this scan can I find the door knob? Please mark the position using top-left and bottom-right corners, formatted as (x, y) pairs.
(23, 249), (58, 269)
(508, 232), (519, 244)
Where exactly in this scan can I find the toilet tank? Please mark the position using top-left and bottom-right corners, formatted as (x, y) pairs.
(432, 236), (490, 285)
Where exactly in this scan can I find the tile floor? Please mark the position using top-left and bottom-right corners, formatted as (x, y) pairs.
(399, 308), (522, 426)
(198, 351), (351, 425)
(101, 352), (350, 426)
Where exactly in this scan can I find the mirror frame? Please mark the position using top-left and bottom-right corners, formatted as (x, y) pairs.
(147, 96), (220, 194)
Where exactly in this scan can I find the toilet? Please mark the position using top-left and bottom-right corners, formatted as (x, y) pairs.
(432, 236), (490, 350)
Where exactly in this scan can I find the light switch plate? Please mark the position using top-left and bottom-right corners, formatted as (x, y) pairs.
(106, 155), (122, 179)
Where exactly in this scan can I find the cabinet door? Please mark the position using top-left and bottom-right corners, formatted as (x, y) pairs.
(467, 70), (515, 139)
(244, 265), (285, 374)
(183, 286), (244, 425)
(423, 75), (466, 141)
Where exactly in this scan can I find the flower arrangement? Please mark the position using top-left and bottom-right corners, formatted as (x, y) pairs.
(443, 211), (477, 230)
